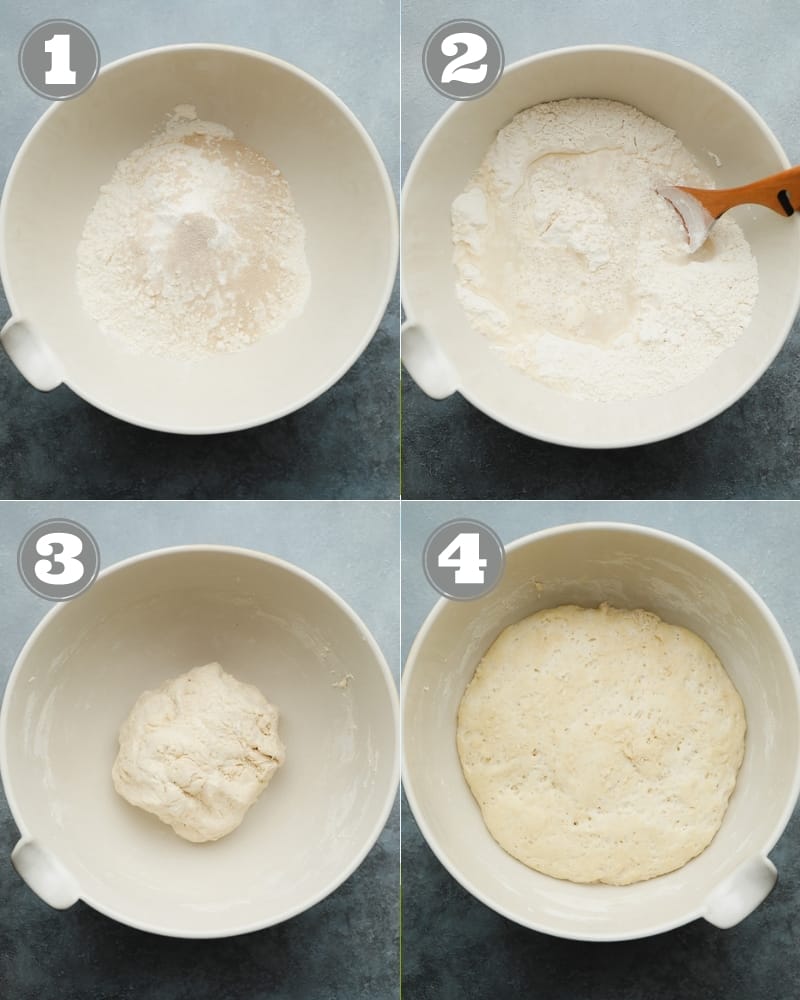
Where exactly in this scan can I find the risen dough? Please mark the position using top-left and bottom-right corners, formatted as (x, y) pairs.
(457, 604), (746, 885)
(112, 662), (285, 842)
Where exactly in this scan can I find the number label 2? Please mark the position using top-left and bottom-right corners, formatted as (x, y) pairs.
(440, 31), (488, 85)
(438, 532), (488, 584)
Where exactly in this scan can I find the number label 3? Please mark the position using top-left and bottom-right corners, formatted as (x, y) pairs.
(34, 531), (85, 585)
(18, 518), (101, 601)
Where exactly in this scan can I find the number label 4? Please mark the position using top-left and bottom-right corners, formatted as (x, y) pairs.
(438, 532), (488, 584)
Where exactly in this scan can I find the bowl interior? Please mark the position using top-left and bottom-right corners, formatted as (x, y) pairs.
(403, 525), (800, 939)
(3, 548), (398, 936)
(402, 47), (800, 446)
(2, 46), (397, 431)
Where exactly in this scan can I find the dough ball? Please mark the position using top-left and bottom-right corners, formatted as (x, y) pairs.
(457, 604), (746, 885)
(112, 662), (285, 842)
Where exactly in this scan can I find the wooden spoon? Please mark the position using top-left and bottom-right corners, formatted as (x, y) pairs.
(658, 164), (800, 252)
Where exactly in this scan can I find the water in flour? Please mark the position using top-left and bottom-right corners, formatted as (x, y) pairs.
(451, 99), (758, 401)
(77, 106), (310, 360)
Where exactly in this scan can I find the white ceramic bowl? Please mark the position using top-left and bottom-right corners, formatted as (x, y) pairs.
(403, 522), (800, 940)
(0, 545), (400, 937)
(0, 44), (398, 433)
(402, 45), (800, 447)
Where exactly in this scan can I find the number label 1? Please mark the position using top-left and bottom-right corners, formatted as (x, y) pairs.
(44, 34), (77, 85)
(19, 19), (100, 100)
(438, 532), (488, 584)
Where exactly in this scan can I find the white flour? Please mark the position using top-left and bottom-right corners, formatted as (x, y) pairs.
(451, 99), (759, 401)
(77, 106), (310, 359)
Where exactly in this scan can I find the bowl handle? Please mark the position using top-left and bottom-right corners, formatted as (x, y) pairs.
(12, 838), (80, 909)
(703, 855), (777, 929)
(401, 321), (459, 399)
(1, 318), (63, 391)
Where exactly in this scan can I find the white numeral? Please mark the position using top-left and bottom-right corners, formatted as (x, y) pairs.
(440, 32), (488, 85)
(438, 532), (487, 584)
(34, 532), (85, 585)
(44, 34), (76, 85)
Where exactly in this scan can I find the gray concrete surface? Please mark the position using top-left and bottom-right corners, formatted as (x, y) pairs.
(401, 0), (800, 499)
(0, 500), (400, 1000)
(0, 0), (399, 499)
(401, 499), (800, 999)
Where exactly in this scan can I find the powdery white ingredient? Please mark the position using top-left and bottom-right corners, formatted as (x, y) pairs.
(452, 99), (759, 402)
(77, 106), (310, 360)
(457, 604), (746, 885)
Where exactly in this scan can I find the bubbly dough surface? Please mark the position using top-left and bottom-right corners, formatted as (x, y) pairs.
(457, 604), (746, 884)
(113, 662), (285, 842)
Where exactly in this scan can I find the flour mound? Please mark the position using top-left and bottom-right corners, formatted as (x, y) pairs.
(112, 662), (286, 842)
(457, 604), (746, 885)
(78, 106), (310, 359)
(451, 99), (759, 401)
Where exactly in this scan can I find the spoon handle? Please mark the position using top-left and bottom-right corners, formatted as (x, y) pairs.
(678, 164), (800, 219)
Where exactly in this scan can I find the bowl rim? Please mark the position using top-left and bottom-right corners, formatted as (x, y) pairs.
(0, 542), (401, 938)
(401, 519), (800, 940)
(400, 43), (800, 449)
(0, 43), (399, 434)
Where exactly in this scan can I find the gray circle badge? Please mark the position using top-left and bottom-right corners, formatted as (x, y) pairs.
(423, 19), (504, 101)
(18, 519), (100, 601)
(19, 20), (100, 100)
(423, 519), (505, 600)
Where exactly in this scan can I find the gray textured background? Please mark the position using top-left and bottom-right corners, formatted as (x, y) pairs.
(401, 0), (800, 499)
(0, 0), (399, 499)
(401, 500), (800, 999)
(0, 500), (400, 1000)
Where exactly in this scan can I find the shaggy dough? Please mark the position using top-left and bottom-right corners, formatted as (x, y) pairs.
(457, 604), (746, 885)
(112, 662), (286, 842)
